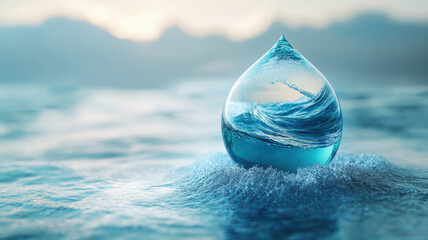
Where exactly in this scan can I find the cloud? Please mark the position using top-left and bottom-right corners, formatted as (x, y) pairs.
(0, 0), (427, 41)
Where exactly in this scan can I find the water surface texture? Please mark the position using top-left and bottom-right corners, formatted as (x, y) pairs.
(0, 82), (427, 239)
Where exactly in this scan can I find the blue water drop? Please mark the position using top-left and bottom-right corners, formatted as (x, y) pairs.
(222, 35), (343, 172)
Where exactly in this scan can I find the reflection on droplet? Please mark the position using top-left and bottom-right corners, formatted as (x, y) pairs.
(222, 35), (343, 172)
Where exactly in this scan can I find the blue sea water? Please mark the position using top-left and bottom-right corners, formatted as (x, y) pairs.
(0, 81), (427, 239)
(222, 85), (342, 171)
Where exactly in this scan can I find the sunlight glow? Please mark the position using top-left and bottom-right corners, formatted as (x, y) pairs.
(0, 0), (427, 41)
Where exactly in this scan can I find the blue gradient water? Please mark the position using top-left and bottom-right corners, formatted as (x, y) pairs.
(222, 36), (343, 171)
(0, 82), (427, 239)
(222, 86), (342, 172)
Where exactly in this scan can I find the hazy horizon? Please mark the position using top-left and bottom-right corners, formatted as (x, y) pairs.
(1, 0), (428, 41)
(1, 12), (427, 88)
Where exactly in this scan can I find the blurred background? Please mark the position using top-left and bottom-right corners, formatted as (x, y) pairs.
(0, 0), (427, 163)
(1, 1), (428, 88)
(0, 1), (427, 239)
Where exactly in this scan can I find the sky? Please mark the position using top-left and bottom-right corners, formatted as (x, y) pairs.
(0, 0), (428, 41)
(0, 0), (427, 88)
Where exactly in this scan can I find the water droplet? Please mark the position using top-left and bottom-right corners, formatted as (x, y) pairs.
(222, 35), (343, 172)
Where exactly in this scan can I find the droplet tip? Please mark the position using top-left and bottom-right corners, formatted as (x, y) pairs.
(275, 34), (293, 48)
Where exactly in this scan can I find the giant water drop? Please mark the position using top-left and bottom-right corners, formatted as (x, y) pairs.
(222, 35), (343, 172)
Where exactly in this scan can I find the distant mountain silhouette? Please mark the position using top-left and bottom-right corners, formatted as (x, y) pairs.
(0, 13), (427, 88)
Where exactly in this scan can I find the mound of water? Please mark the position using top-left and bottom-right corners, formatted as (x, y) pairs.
(177, 152), (425, 211)
(172, 153), (427, 239)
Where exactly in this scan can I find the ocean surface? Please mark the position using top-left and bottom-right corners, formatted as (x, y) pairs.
(0, 81), (427, 239)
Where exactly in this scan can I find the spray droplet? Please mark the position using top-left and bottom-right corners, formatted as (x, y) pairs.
(222, 35), (343, 172)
